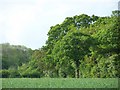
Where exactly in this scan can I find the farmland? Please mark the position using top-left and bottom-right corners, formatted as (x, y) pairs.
(1, 78), (118, 88)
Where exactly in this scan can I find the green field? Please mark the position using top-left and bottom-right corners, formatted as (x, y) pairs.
(1, 78), (118, 88)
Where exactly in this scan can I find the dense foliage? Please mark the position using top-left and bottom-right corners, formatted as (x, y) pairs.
(1, 10), (120, 78)
(0, 43), (32, 77)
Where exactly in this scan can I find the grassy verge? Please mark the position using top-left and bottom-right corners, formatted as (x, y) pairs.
(2, 78), (118, 88)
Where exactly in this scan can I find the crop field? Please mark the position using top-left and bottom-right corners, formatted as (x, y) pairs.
(1, 78), (118, 89)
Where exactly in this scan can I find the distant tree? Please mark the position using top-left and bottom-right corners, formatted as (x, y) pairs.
(1, 43), (32, 70)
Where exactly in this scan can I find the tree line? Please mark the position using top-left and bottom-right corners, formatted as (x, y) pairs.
(1, 10), (120, 78)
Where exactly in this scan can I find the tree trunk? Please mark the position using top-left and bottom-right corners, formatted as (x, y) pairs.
(75, 60), (80, 78)
(76, 68), (80, 78)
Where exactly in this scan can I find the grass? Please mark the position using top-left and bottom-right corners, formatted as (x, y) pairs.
(1, 78), (118, 88)
(0, 78), (1, 90)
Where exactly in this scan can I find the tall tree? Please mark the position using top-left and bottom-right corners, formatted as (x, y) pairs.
(52, 28), (96, 78)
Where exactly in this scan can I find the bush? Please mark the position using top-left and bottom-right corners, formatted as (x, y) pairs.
(2, 70), (10, 78)
(9, 70), (21, 78)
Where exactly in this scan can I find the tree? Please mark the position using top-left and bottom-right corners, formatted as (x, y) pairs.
(1, 43), (32, 70)
(52, 28), (95, 78)
(18, 47), (46, 78)
(45, 14), (99, 78)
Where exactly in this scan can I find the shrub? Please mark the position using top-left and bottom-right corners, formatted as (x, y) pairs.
(2, 70), (10, 78)
(9, 70), (21, 78)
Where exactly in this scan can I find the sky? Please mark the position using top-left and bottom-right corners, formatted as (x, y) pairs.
(0, 0), (119, 49)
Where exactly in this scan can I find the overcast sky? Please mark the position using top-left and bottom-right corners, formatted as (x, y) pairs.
(0, 0), (119, 49)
